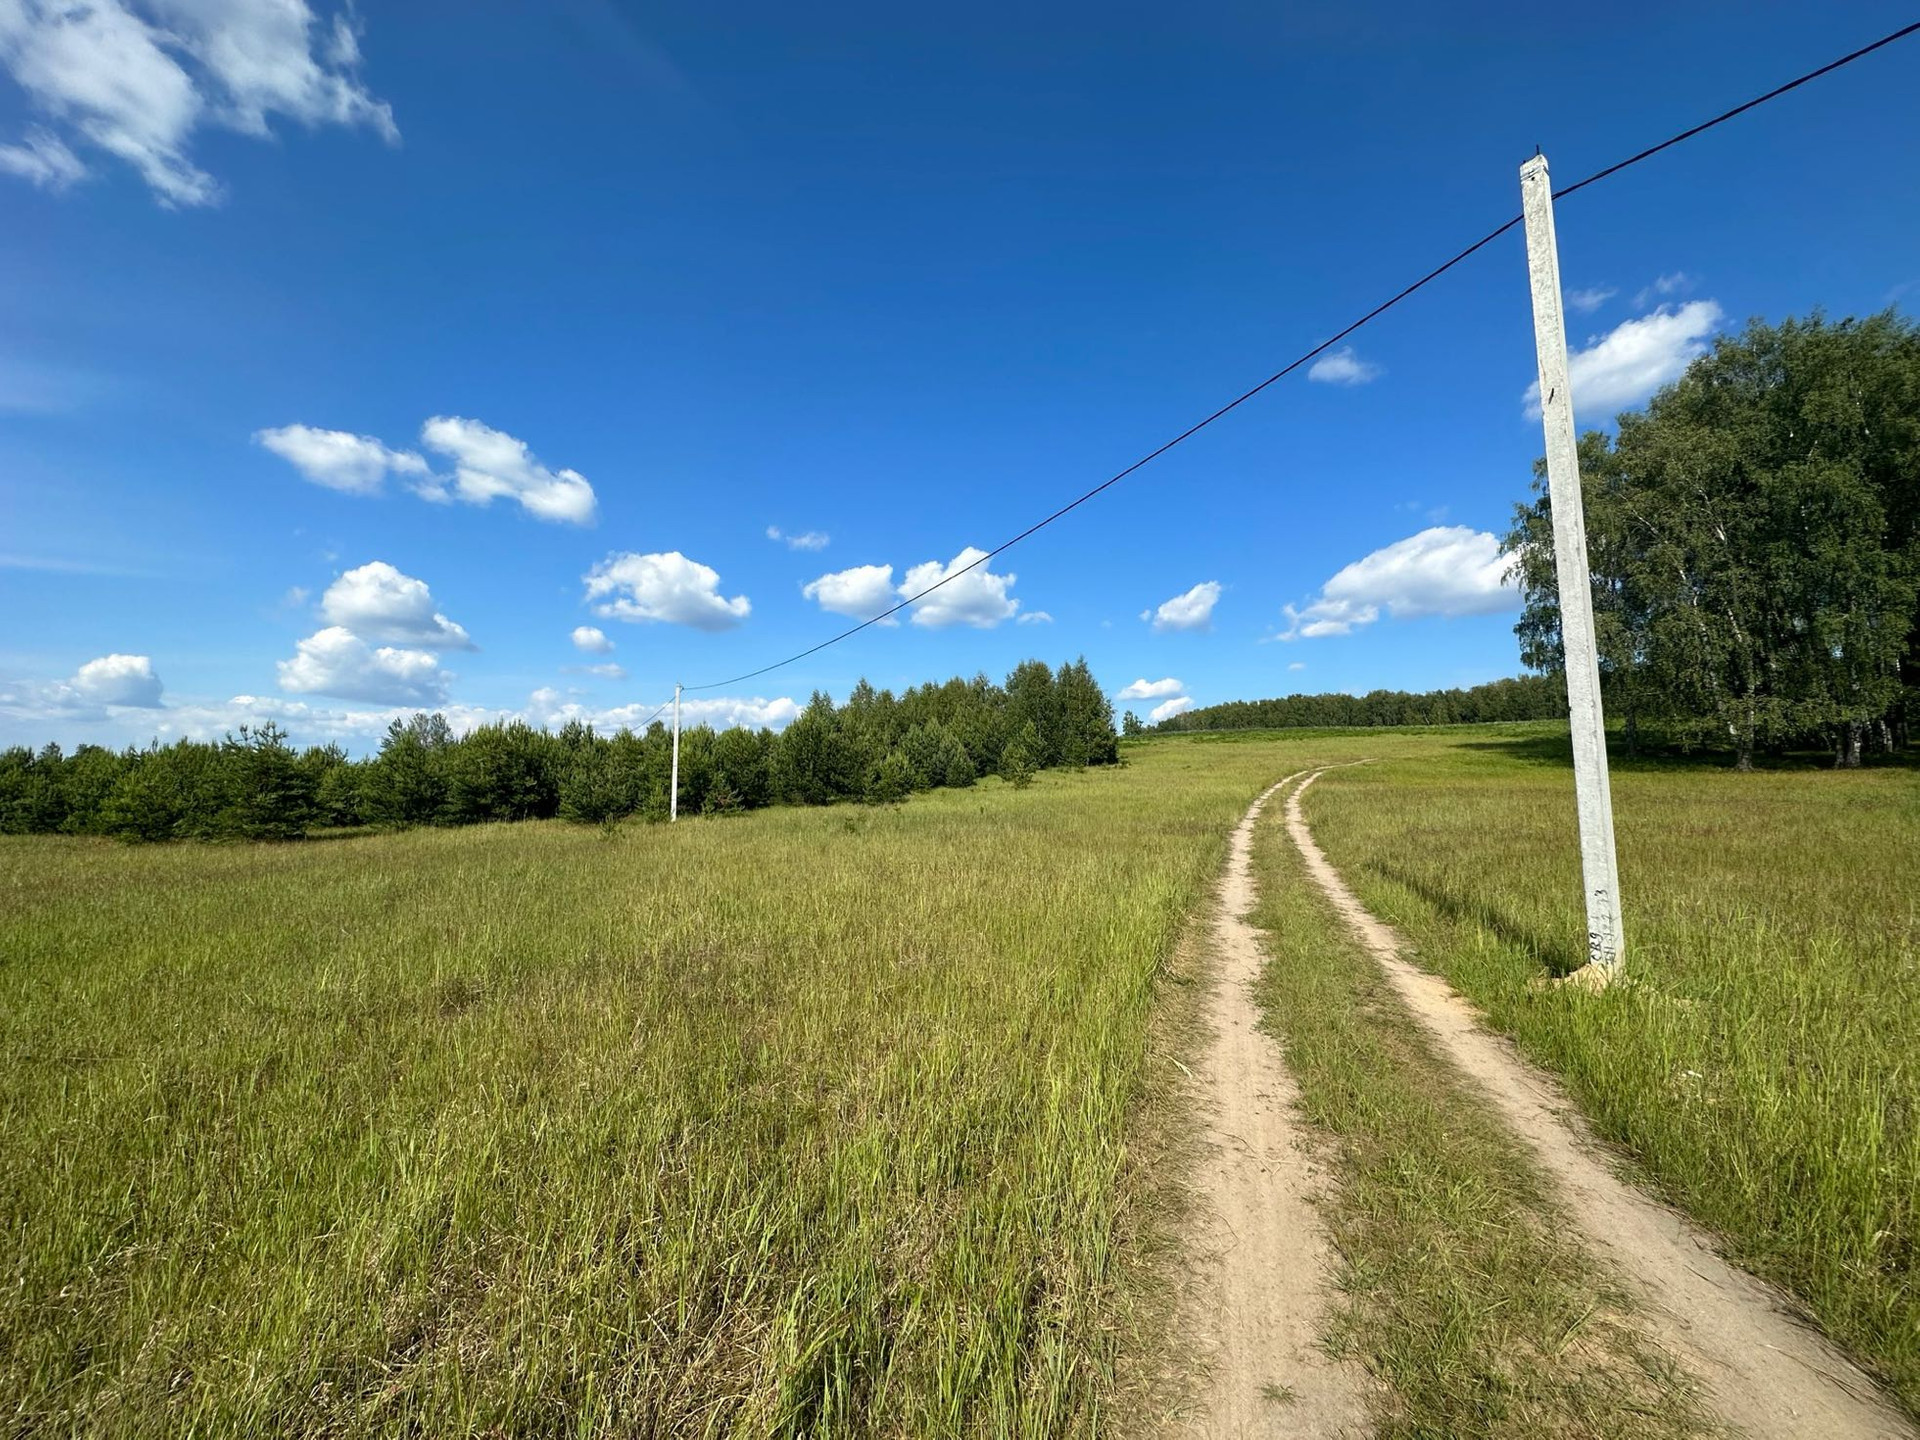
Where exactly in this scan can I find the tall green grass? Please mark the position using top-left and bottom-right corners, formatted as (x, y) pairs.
(0, 737), (1395, 1438)
(1299, 733), (1920, 1414)
(1247, 790), (1709, 1438)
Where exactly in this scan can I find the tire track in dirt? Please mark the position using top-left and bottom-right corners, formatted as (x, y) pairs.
(1174, 774), (1370, 1439)
(1284, 766), (1915, 1440)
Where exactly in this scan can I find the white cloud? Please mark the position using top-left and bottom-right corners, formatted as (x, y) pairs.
(1147, 581), (1221, 633)
(0, 652), (167, 717)
(1524, 300), (1722, 422)
(803, 550), (1026, 628)
(899, 547), (1022, 628)
(1281, 525), (1516, 640)
(319, 561), (473, 649)
(1308, 346), (1382, 385)
(767, 525), (830, 551)
(419, 416), (598, 525)
(73, 653), (164, 707)
(1117, 676), (1184, 701)
(1566, 285), (1615, 314)
(1149, 695), (1195, 722)
(1, 676), (804, 752)
(585, 551), (750, 631)
(0, 126), (84, 189)
(579, 662), (625, 680)
(802, 563), (898, 624)
(0, 0), (395, 207)
(1288, 661), (1306, 672)
(525, 688), (799, 735)
(1633, 271), (1694, 307)
(255, 424), (427, 496)
(258, 417), (597, 523)
(276, 626), (450, 705)
(571, 625), (613, 654)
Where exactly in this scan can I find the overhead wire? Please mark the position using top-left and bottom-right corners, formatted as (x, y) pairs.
(682, 18), (1920, 694)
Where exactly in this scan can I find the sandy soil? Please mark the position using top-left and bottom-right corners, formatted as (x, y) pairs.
(1172, 774), (1371, 1439)
(1284, 767), (1915, 1440)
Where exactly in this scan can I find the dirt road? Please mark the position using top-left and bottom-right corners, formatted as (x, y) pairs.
(1174, 774), (1370, 1439)
(1283, 766), (1914, 1440)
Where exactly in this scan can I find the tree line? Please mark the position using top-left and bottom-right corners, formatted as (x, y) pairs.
(1140, 674), (1568, 734)
(1505, 311), (1918, 768)
(0, 658), (1118, 842)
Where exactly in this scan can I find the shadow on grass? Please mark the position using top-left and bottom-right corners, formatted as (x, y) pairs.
(1372, 857), (1588, 977)
(1459, 732), (1920, 775)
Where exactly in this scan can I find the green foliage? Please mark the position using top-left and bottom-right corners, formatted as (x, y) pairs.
(220, 723), (314, 840)
(368, 713), (454, 825)
(865, 748), (914, 804)
(442, 721), (560, 824)
(0, 658), (1121, 842)
(1505, 310), (1920, 768)
(1000, 721), (1038, 789)
(937, 731), (975, 788)
(1154, 675), (1569, 733)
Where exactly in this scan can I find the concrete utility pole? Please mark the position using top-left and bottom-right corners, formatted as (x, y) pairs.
(669, 683), (682, 824)
(1520, 153), (1625, 974)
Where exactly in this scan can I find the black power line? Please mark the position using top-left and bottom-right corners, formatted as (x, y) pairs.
(683, 18), (1920, 695)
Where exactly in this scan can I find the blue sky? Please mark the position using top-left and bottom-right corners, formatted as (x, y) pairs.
(4, 1), (1917, 750)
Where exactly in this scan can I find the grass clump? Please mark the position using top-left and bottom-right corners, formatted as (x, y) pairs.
(1246, 789), (1713, 1438)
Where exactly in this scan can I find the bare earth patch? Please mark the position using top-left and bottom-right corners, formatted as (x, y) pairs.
(1173, 774), (1371, 1438)
(1285, 768), (1915, 1440)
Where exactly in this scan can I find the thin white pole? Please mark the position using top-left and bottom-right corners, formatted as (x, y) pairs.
(1520, 152), (1625, 974)
(669, 683), (682, 823)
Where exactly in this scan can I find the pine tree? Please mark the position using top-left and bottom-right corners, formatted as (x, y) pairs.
(867, 748), (914, 804)
(1000, 721), (1038, 789)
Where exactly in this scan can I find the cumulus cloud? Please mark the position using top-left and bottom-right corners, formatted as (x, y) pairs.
(899, 547), (1021, 628)
(1524, 300), (1722, 422)
(571, 625), (613, 654)
(1146, 581), (1221, 633)
(1149, 695), (1195, 722)
(802, 563), (899, 623)
(1281, 525), (1516, 640)
(255, 424), (428, 496)
(803, 550), (1027, 628)
(585, 551), (750, 631)
(1117, 676), (1184, 701)
(418, 416), (598, 525)
(767, 525), (830, 551)
(260, 417), (599, 524)
(526, 688), (800, 734)
(71, 652), (165, 707)
(276, 626), (450, 705)
(576, 662), (625, 680)
(1308, 346), (1382, 385)
(0, 0), (396, 207)
(319, 561), (473, 649)
(1566, 285), (1616, 314)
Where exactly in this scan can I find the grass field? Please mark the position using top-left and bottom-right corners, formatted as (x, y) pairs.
(0, 734), (1415, 1439)
(1297, 734), (1920, 1414)
(1246, 793), (1710, 1438)
(4, 724), (1914, 1435)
